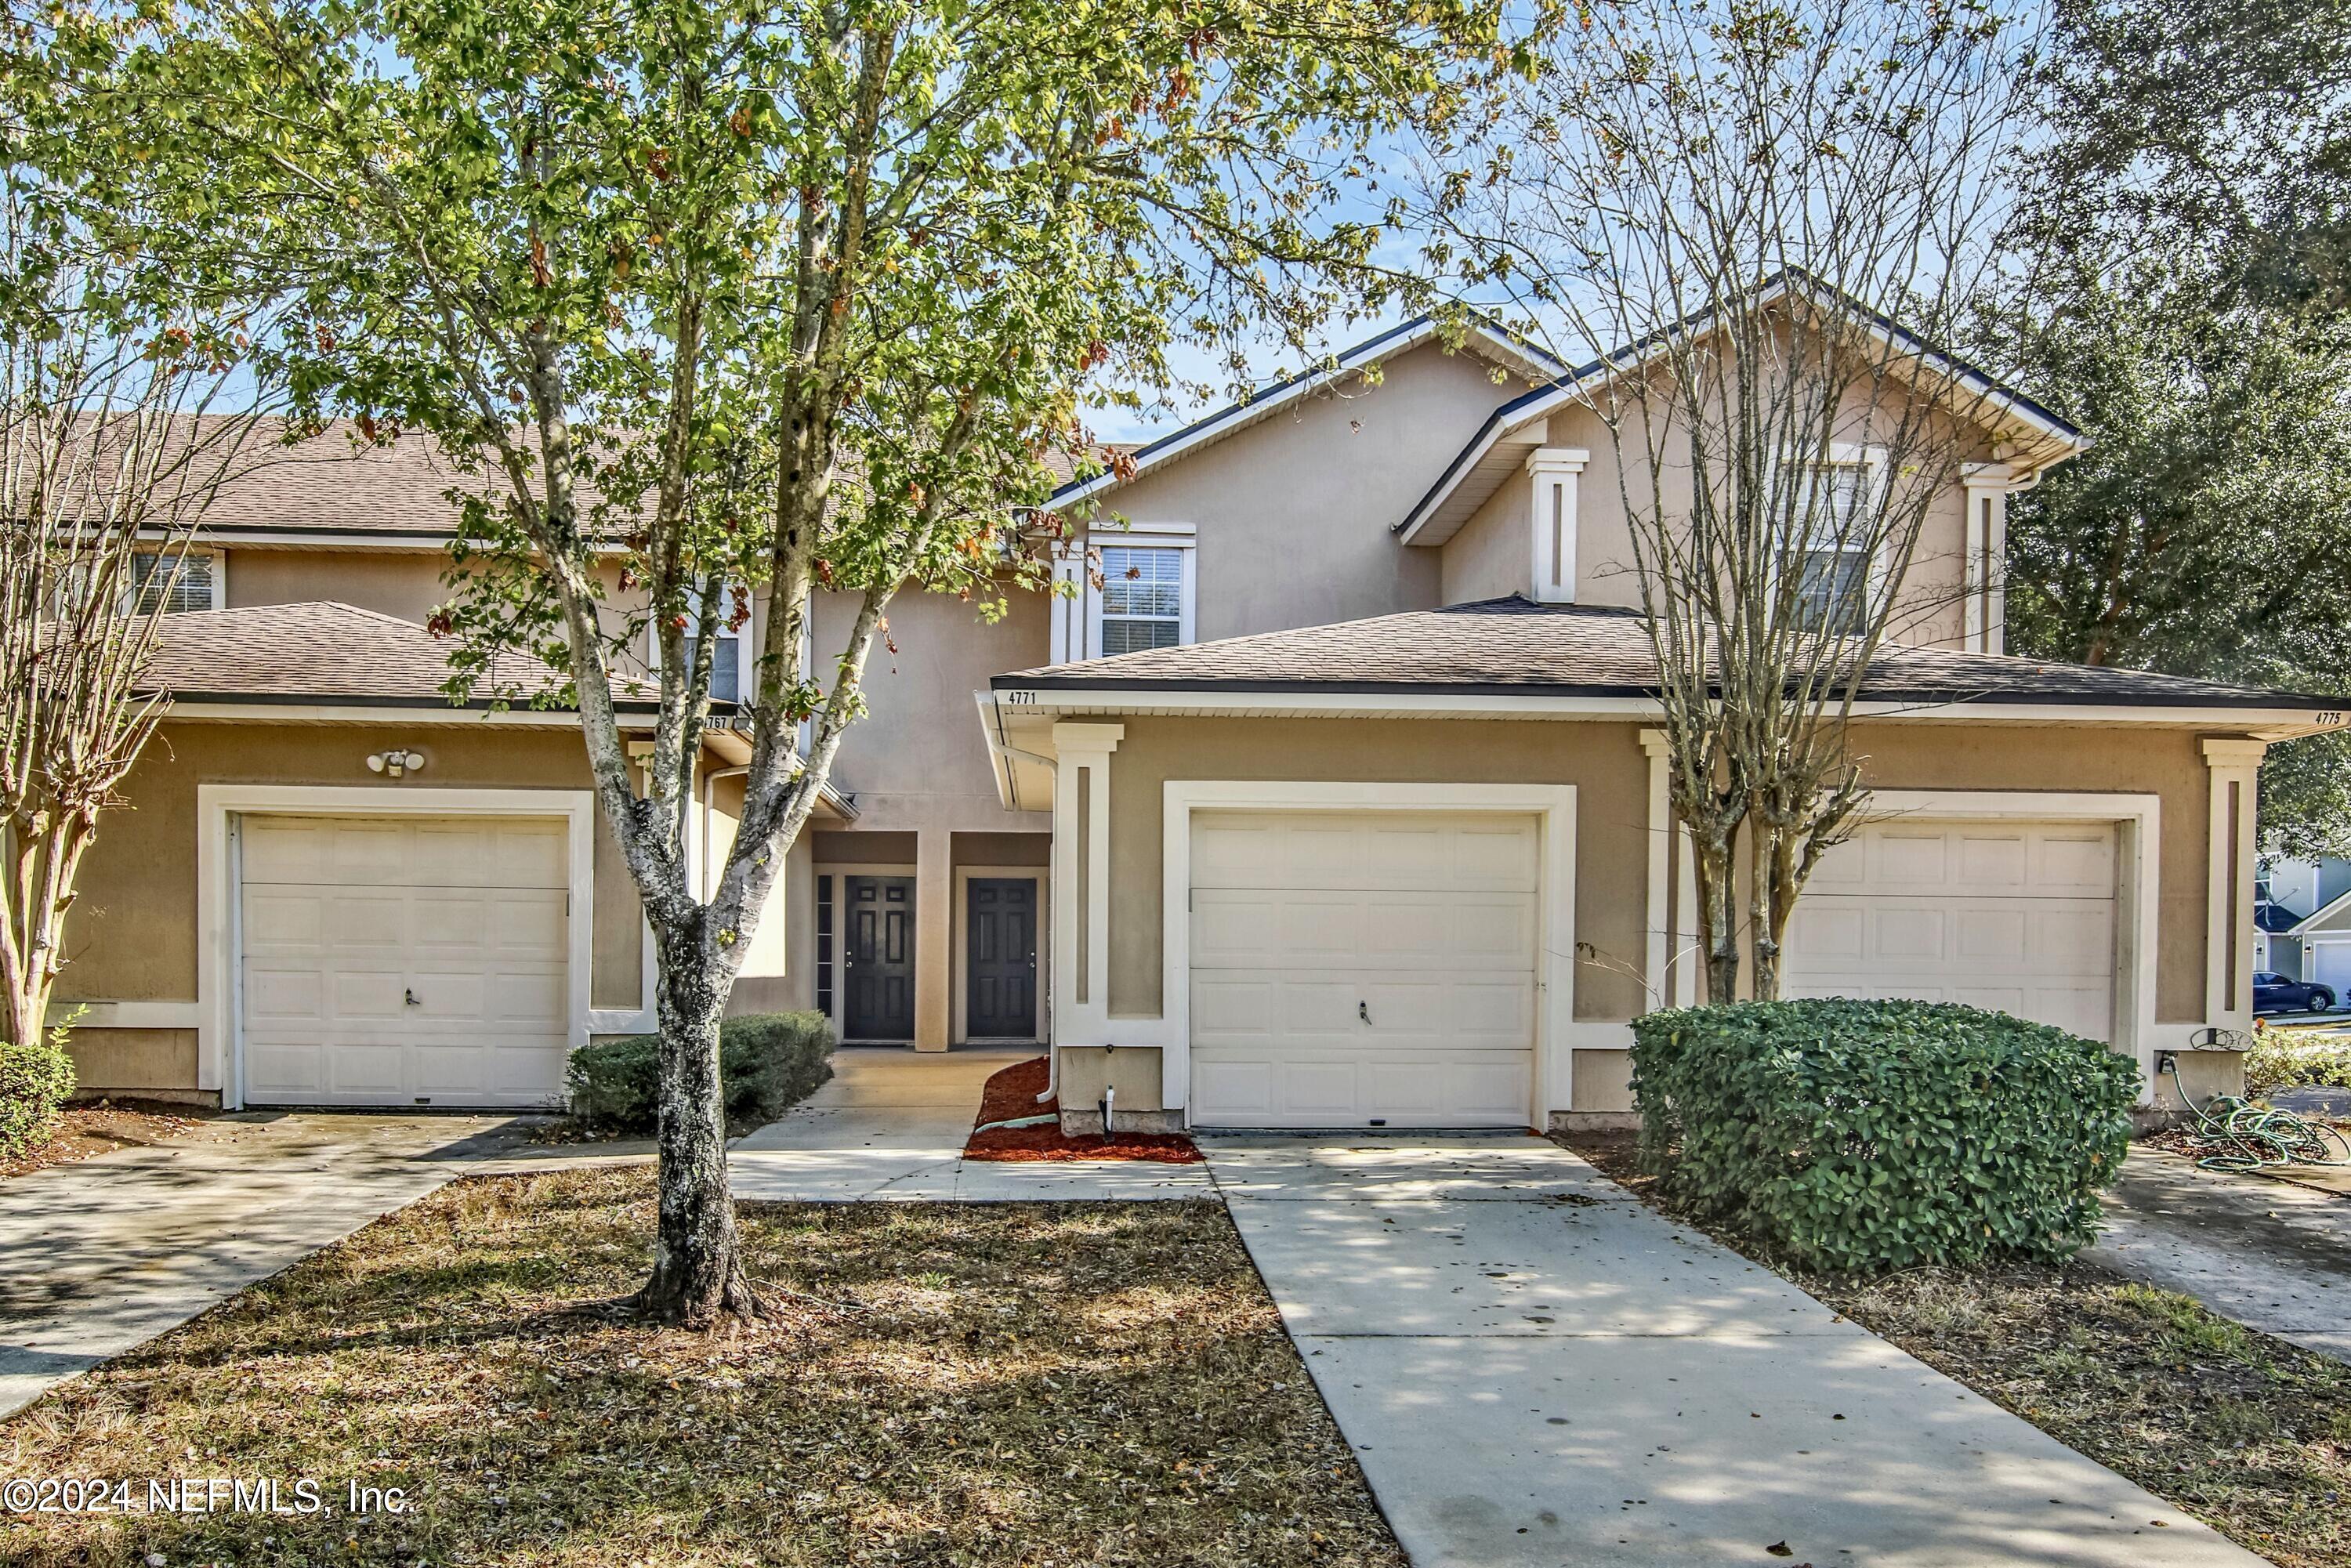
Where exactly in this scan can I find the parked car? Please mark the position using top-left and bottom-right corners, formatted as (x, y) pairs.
(2255, 972), (2338, 1014)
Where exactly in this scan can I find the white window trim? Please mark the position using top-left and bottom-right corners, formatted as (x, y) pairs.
(1050, 523), (1197, 664)
(1782, 442), (1890, 633)
(195, 784), (598, 1110)
(126, 548), (226, 615)
(644, 579), (755, 703)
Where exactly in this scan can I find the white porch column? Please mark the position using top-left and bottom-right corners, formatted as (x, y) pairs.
(1675, 824), (1701, 1006)
(1639, 730), (1672, 1009)
(1526, 447), (1590, 604)
(1050, 722), (1125, 1045)
(2203, 738), (2269, 1030)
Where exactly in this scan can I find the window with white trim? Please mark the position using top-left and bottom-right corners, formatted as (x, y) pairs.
(1791, 458), (1879, 636)
(650, 580), (748, 703)
(1096, 545), (1185, 654)
(128, 550), (221, 614)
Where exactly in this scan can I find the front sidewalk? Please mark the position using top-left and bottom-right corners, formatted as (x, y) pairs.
(1208, 1133), (2269, 1568)
(0, 1112), (534, 1421)
(730, 1046), (1211, 1200)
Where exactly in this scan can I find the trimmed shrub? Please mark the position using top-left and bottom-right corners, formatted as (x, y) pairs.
(1631, 999), (2138, 1274)
(2244, 1031), (2351, 1096)
(567, 1010), (833, 1135)
(0, 1039), (77, 1156)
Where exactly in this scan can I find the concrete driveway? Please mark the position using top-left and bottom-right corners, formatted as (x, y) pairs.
(2088, 1146), (2351, 1364)
(0, 1112), (538, 1421)
(1207, 1133), (2268, 1568)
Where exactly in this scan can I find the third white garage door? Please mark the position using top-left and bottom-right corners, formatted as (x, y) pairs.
(239, 813), (573, 1106)
(1780, 819), (2118, 1041)
(1188, 810), (1538, 1128)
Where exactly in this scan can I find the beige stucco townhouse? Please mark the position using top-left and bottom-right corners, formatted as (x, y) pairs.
(56, 297), (2341, 1128)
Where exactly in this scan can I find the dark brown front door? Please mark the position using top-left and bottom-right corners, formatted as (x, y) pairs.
(965, 878), (1038, 1038)
(845, 875), (915, 1041)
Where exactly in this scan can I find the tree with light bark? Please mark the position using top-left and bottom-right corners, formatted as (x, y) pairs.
(125, 0), (1520, 1320)
(1426, 0), (2034, 1001)
(0, 17), (280, 1063)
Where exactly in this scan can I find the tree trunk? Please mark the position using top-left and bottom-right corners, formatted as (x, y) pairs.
(631, 919), (757, 1324)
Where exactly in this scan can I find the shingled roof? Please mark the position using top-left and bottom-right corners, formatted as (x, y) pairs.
(992, 596), (2338, 712)
(144, 601), (658, 711)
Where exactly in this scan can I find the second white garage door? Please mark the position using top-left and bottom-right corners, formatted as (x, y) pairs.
(1780, 819), (2118, 1041)
(239, 814), (573, 1106)
(1188, 810), (1538, 1128)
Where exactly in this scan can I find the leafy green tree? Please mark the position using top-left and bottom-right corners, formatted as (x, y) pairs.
(118, 0), (1511, 1320)
(1997, 0), (2351, 856)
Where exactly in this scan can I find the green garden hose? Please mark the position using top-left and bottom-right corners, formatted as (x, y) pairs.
(2157, 1054), (2351, 1172)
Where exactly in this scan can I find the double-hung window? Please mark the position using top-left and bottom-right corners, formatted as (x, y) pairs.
(128, 550), (220, 614)
(1096, 545), (1185, 654)
(1791, 457), (1878, 636)
(655, 580), (748, 703)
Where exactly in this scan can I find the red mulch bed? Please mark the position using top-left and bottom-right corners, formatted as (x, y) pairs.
(962, 1056), (1202, 1164)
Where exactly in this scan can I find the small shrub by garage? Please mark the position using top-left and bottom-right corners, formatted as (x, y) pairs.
(567, 1011), (833, 1135)
(0, 1039), (76, 1156)
(1630, 999), (2138, 1274)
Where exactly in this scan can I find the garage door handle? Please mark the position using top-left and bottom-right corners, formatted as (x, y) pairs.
(1358, 1000), (1371, 1025)
(404, 989), (420, 1007)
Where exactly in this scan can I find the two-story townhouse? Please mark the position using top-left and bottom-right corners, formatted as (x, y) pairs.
(51, 291), (2343, 1128)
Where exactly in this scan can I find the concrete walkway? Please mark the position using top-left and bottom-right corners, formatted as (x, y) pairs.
(0, 1048), (1204, 1422)
(0, 1113), (533, 1420)
(1208, 1133), (2267, 1568)
(730, 1046), (1212, 1200)
(2087, 1146), (2351, 1364)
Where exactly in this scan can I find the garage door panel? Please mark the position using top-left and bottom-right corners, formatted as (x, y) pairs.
(1191, 813), (1538, 893)
(1189, 809), (1538, 1128)
(1782, 819), (2117, 1043)
(239, 813), (572, 1107)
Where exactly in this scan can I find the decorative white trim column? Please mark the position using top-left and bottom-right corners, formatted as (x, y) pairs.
(1962, 462), (2020, 654)
(1051, 722), (1124, 1045)
(1639, 729), (1672, 1009)
(1675, 824), (1701, 1006)
(1047, 538), (1089, 664)
(2203, 738), (2269, 1029)
(1527, 447), (1590, 604)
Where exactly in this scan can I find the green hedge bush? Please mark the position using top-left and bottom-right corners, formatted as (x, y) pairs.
(0, 1039), (77, 1156)
(567, 1010), (833, 1135)
(1630, 999), (2138, 1274)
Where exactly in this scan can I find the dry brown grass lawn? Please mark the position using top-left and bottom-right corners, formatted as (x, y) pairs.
(1566, 1129), (2351, 1568)
(2, 1168), (1401, 1568)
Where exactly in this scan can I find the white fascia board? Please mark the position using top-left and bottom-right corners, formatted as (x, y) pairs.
(2286, 885), (2351, 936)
(1396, 281), (2091, 547)
(1050, 317), (1563, 512)
(986, 683), (2347, 733)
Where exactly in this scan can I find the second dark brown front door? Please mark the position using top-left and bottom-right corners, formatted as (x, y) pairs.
(845, 875), (915, 1041)
(965, 878), (1038, 1037)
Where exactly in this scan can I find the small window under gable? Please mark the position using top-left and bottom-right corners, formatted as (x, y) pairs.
(1788, 450), (1884, 636)
(129, 549), (221, 614)
(1049, 523), (1197, 663)
(650, 578), (751, 704)
(1097, 545), (1184, 654)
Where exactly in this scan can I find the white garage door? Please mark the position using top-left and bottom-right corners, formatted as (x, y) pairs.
(1781, 820), (2117, 1041)
(2309, 942), (2351, 999)
(1188, 810), (1538, 1128)
(239, 814), (572, 1106)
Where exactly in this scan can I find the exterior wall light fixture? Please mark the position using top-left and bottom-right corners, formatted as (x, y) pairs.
(366, 748), (428, 779)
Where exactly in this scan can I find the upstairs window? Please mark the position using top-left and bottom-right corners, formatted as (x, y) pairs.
(1791, 459), (1878, 636)
(651, 580), (748, 704)
(1096, 545), (1184, 654)
(129, 550), (219, 614)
